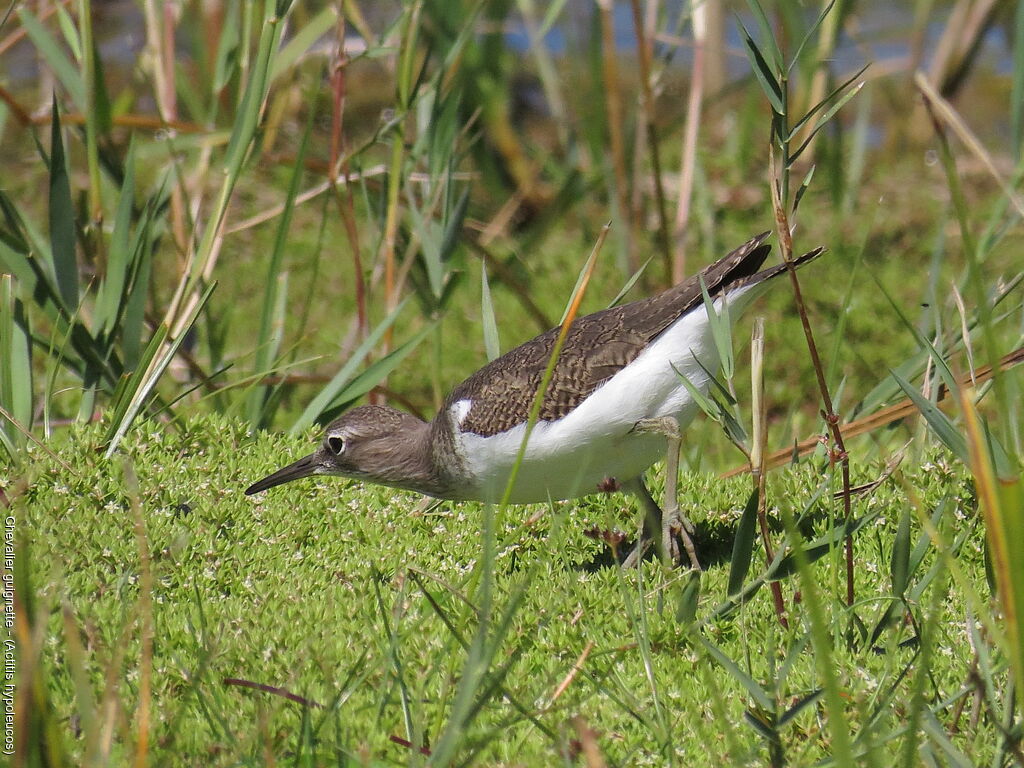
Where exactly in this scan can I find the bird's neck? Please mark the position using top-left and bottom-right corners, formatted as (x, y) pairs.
(366, 417), (455, 498)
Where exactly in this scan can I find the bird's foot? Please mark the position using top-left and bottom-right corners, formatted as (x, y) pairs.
(621, 537), (649, 569)
(622, 529), (695, 569)
(664, 527), (682, 563)
(672, 509), (695, 535)
(665, 520), (701, 571)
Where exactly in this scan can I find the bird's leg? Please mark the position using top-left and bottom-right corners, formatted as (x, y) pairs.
(619, 477), (659, 567)
(631, 417), (701, 571)
(620, 476), (678, 567)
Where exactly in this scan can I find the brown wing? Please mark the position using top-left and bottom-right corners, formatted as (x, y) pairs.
(445, 233), (820, 437)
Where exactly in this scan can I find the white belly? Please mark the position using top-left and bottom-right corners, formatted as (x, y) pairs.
(450, 291), (753, 503)
(455, 426), (667, 502)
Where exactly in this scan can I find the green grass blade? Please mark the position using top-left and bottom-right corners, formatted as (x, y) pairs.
(271, 4), (337, 81)
(769, 511), (880, 581)
(788, 81), (866, 165)
(538, 0), (569, 34)
(743, 0), (784, 72)
(728, 488), (759, 597)
(672, 362), (721, 422)
(920, 709), (972, 768)
(78, 3), (106, 221)
(60, 602), (100, 760)
(17, 8), (86, 109)
(675, 570), (701, 625)
(94, 140), (136, 338)
(47, 96), (78, 313)
(290, 298), (411, 435)
(181, 2), (290, 311)
(699, 636), (773, 710)
(213, 0), (241, 92)
(778, 689), (824, 730)
(480, 264), (501, 362)
(792, 163), (816, 214)
(0, 236), (62, 329)
(222, 2), (288, 177)
(247, 90), (315, 426)
(775, 634), (810, 691)
(55, 4), (81, 60)
(407, 193), (447, 302)
(737, 19), (784, 115)
(962, 391), (1024, 719)
(428, 503), (496, 765)
(606, 256), (653, 309)
(890, 370), (969, 464)
(104, 282), (217, 457)
(103, 325), (169, 449)
(786, 66), (868, 143)
(0, 274), (32, 448)
(1, 177), (53, 266)
(789, 0), (837, 72)
(122, 183), (168, 370)
(699, 275), (734, 380)
(314, 324), (436, 422)
(890, 504), (912, 597)
(4, 266), (114, 400)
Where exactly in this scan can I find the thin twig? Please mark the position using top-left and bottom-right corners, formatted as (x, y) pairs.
(545, 641), (595, 709)
(389, 734), (431, 755)
(223, 678), (323, 708)
(125, 463), (153, 768)
(571, 716), (608, 768)
(769, 147), (854, 606)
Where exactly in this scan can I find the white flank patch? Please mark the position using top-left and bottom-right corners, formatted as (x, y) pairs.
(450, 285), (765, 503)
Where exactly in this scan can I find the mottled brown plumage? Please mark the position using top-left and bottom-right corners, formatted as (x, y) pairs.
(446, 232), (821, 437)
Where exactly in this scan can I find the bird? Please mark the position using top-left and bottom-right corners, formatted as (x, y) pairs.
(246, 232), (824, 567)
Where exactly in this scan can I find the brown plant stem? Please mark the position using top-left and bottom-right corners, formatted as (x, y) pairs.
(769, 149), (854, 607)
(223, 678), (323, 709)
(628, 0), (673, 280)
(329, 16), (367, 342)
(671, 0), (706, 282)
(598, 0), (636, 273)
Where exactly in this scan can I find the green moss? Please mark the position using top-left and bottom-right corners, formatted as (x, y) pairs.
(14, 414), (994, 764)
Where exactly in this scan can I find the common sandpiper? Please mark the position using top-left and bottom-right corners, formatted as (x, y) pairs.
(246, 232), (824, 566)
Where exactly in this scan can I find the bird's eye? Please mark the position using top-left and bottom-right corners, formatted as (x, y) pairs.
(327, 436), (346, 455)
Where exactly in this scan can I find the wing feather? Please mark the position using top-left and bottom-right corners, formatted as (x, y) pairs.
(446, 233), (822, 437)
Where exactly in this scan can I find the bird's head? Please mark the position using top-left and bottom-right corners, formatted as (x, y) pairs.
(245, 405), (430, 495)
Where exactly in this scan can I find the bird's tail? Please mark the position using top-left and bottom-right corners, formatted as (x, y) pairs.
(727, 245), (826, 293)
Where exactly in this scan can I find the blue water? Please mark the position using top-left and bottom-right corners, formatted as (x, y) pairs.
(502, 1), (1013, 79)
(2, 1), (1012, 106)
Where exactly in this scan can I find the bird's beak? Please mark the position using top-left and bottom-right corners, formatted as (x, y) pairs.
(245, 453), (319, 495)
